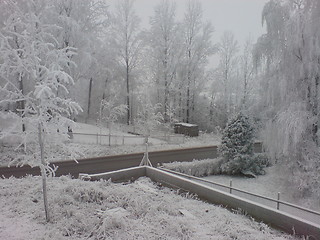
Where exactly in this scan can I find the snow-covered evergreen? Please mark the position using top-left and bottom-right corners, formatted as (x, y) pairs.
(219, 112), (266, 176)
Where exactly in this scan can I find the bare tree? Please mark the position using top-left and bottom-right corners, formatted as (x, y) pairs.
(239, 36), (254, 108)
(216, 31), (239, 125)
(147, 0), (182, 122)
(180, 0), (214, 123)
(50, 0), (109, 122)
(111, 0), (141, 125)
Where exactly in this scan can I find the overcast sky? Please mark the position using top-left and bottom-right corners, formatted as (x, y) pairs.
(134, 0), (268, 43)
(111, 0), (269, 67)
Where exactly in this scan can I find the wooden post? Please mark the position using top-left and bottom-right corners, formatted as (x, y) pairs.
(277, 192), (281, 210)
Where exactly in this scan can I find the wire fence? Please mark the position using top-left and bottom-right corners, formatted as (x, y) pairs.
(71, 132), (186, 146)
(159, 167), (320, 225)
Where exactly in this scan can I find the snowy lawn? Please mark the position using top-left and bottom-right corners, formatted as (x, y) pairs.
(202, 165), (320, 212)
(0, 122), (221, 166)
(163, 160), (320, 212)
(0, 176), (299, 240)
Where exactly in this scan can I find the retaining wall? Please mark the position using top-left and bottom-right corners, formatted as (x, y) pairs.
(79, 166), (146, 182)
(146, 167), (320, 239)
(82, 166), (320, 239)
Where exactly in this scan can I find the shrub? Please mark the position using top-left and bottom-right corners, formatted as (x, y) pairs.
(163, 158), (223, 177)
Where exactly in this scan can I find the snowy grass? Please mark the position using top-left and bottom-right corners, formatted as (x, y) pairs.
(203, 165), (320, 212)
(163, 158), (223, 177)
(163, 159), (320, 212)
(0, 122), (221, 167)
(0, 176), (299, 240)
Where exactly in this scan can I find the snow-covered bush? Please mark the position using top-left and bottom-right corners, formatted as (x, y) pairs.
(163, 158), (223, 177)
(219, 112), (266, 176)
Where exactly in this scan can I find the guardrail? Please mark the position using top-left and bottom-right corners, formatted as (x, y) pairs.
(71, 132), (185, 146)
(159, 167), (320, 225)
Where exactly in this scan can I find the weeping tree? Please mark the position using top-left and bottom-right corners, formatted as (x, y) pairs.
(255, 0), (320, 197)
(0, 0), (82, 221)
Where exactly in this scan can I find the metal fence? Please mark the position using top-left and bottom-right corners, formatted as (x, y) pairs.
(159, 167), (320, 225)
(71, 132), (185, 146)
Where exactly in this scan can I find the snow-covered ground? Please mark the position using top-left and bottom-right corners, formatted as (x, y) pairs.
(0, 122), (221, 166)
(1, 121), (318, 226)
(72, 122), (167, 145)
(0, 175), (300, 240)
(163, 159), (320, 215)
(201, 165), (320, 212)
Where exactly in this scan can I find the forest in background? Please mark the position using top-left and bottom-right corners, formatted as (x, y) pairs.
(0, 0), (319, 203)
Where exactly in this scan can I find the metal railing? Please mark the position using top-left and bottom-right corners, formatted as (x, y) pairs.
(71, 132), (185, 146)
(159, 167), (320, 225)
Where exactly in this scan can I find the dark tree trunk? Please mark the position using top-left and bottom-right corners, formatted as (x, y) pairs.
(186, 84), (190, 123)
(126, 64), (130, 125)
(307, 75), (319, 145)
(18, 76), (26, 132)
(38, 123), (50, 222)
(87, 78), (93, 123)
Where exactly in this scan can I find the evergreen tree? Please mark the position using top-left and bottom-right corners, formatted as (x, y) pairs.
(219, 112), (265, 176)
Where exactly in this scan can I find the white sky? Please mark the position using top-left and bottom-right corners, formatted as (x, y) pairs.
(111, 0), (269, 68)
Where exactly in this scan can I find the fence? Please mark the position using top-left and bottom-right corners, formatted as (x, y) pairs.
(159, 167), (320, 225)
(71, 132), (185, 146)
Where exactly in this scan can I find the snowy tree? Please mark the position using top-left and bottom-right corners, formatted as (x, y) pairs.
(255, 0), (320, 197)
(219, 112), (267, 176)
(215, 31), (239, 126)
(135, 82), (164, 137)
(219, 112), (254, 174)
(147, 0), (182, 122)
(99, 93), (127, 146)
(239, 36), (255, 109)
(110, 0), (142, 125)
(0, 0), (82, 221)
(175, 0), (215, 123)
(49, 0), (109, 121)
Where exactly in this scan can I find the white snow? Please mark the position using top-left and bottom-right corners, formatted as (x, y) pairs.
(0, 176), (299, 240)
(72, 122), (166, 145)
(0, 122), (221, 166)
(175, 122), (198, 127)
(202, 165), (320, 212)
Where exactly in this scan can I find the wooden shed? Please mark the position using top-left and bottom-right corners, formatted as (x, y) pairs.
(174, 122), (199, 137)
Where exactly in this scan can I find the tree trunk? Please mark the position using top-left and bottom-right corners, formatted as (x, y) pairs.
(14, 25), (26, 132)
(126, 62), (130, 125)
(18, 75), (26, 132)
(311, 75), (319, 145)
(38, 123), (50, 222)
(163, 46), (169, 122)
(179, 86), (184, 122)
(86, 78), (93, 123)
(186, 85), (190, 123)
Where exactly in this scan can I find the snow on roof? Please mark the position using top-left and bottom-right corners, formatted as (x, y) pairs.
(175, 122), (198, 127)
